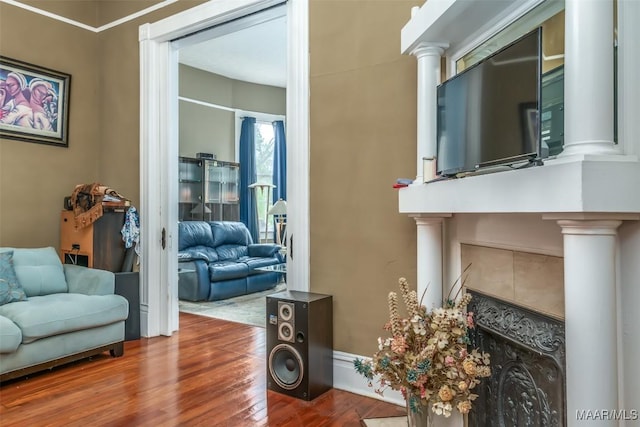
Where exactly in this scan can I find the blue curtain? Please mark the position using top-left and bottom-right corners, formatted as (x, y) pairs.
(239, 117), (259, 243)
(272, 120), (287, 202)
(272, 120), (286, 241)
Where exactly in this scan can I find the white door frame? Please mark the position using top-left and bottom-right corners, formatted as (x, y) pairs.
(139, 0), (310, 337)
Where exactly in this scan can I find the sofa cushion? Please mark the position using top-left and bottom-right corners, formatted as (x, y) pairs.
(208, 261), (249, 281)
(210, 221), (252, 247)
(243, 256), (281, 271)
(0, 250), (28, 305)
(248, 244), (281, 258)
(208, 277), (247, 301)
(0, 315), (22, 353)
(64, 264), (115, 296)
(0, 293), (129, 344)
(178, 246), (219, 263)
(8, 247), (67, 297)
(216, 245), (249, 261)
(178, 221), (215, 251)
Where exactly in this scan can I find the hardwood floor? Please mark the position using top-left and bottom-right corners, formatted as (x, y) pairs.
(0, 313), (405, 426)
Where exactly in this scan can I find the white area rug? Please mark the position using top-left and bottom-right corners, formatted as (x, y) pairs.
(178, 283), (287, 327)
(360, 417), (408, 426)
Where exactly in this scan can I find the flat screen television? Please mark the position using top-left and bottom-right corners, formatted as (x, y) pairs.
(436, 27), (542, 177)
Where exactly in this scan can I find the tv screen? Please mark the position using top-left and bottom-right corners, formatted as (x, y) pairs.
(436, 28), (542, 177)
(541, 65), (564, 157)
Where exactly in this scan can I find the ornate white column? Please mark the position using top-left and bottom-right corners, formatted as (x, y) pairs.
(617, 0), (640, 156)
(563, 0), (618, 156)
(411, 215), (449, 311)
(410, 42), (447, 183)
(556, 218), (621, 426)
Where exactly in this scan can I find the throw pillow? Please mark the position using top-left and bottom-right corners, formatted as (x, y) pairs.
(0, 250), (28, 305)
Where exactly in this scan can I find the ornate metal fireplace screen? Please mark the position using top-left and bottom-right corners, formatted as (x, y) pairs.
(467, 290), (566, 426)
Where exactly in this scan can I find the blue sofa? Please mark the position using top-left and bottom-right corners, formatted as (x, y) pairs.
(178, 221), (284, 301)
(0, 247), (129, 382)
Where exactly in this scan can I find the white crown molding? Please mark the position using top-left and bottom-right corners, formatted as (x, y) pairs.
(96, 0), (179, 32)
(0, 0), (97, 31)
(0, 0), (178, 33)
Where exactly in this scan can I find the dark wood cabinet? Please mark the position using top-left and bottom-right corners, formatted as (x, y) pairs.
(60, 209), (127, 271)
(179, 156), (240, 221)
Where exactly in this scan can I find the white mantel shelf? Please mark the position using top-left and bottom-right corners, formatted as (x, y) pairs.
(401, 0), (545, 55)
(399, 157), (640, 215)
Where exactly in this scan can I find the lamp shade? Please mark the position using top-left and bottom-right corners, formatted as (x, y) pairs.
(248, 183), (276, 190)
(268, 199), (287, 216)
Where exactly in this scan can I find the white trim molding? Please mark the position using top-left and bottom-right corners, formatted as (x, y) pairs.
(284, 0), (310, 289)
(332, 351), (404, 407)
(139, 0), (309, 336)
(0, 0), (179, 33)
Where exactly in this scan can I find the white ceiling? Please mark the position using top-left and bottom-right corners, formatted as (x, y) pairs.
(178, 15), (287, 88)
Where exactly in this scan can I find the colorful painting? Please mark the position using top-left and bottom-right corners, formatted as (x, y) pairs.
(0, 56), (70, 147)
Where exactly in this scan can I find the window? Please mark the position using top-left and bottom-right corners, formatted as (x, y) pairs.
(255, 121), (275, 242)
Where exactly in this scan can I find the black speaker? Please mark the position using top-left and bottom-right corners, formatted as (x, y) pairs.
(266, 291), (333, 401)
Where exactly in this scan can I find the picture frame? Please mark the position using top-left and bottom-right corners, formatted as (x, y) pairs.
(0, 56), (71, 147)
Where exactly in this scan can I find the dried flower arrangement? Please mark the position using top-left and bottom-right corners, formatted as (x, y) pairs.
(354, 277), (491, 418)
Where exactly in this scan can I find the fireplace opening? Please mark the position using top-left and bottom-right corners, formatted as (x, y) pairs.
(467, 290), (566, 426)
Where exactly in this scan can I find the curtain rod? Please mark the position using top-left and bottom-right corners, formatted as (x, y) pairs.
(178, 96), (284, 122)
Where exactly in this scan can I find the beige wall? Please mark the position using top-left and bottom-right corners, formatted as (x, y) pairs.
(97, 1), (165, 27)
(18, 0), (166, 28)
(232, 79), (286, 115)
(179, 100), (235, 160)
(0, 4), (101, 248)
(178, 65), (286, 161)
(0, 0), (420, 357)
(95, 0), (206, 207)
(0, 1), (204, 248)
(18, 0), (100, 27)
(309, 0), (421, 355)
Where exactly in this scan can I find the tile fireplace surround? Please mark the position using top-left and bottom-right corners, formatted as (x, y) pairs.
(461, 244), (564, 319)
(463, 245), (566, 425)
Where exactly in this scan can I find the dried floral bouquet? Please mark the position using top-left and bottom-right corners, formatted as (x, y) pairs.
(354, 277), (491, 417)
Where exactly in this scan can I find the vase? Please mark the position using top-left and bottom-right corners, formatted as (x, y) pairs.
(406, 399), (432, 427)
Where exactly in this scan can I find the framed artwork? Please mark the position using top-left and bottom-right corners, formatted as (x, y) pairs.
(0, 56), (71, 147)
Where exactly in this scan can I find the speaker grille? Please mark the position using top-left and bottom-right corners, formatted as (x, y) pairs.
(278, 301), (294, 321)
(269, 343), (304, 390)
(278, 321), (294, 343)
(277, 301), (295, 342)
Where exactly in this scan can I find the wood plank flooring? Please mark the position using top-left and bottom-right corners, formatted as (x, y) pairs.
(0, 313), (405, 426)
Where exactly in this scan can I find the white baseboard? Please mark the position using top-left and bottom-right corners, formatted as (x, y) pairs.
(332, 350), (405, 407)
(332, 351), (463, 427)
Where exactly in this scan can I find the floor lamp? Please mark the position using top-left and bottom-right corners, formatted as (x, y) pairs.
(268, 199), (287, 247)
(248, 182), (275, 243)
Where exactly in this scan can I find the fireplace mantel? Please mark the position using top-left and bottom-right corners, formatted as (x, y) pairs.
(399, 155), (640, 216)
(401, 0), (546, 57)
(401, 1), (640, 423)
(400, 0), (640, 217)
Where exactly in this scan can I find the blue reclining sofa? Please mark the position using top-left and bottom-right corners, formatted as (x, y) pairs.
(178, 221), (284, 301)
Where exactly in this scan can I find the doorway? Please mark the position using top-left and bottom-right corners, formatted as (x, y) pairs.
(139, 0), (310, 337)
